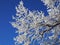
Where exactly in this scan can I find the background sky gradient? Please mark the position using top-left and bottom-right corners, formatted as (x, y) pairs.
(0, 0), (48, 45)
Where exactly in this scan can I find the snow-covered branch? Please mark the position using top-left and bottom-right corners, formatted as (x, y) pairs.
(11, 0), (60, 45)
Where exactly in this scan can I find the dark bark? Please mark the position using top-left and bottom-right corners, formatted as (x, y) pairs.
(39, 22), (60, 38)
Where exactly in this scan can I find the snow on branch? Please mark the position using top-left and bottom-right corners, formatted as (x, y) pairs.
(11, 0), (60, 45)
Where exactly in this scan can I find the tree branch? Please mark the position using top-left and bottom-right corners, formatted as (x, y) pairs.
(39, 22), (60, 38)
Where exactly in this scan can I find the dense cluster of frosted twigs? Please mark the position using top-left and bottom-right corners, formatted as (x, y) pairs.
(11, 0), (60, 45)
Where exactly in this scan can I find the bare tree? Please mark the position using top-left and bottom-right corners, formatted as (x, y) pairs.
(11, 0), (60, 45)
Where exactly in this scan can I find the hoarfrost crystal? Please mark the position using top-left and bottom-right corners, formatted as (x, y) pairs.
(11, 0), (60, 45)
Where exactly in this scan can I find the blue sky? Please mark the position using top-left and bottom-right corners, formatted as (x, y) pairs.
(0, 0), (48, 45)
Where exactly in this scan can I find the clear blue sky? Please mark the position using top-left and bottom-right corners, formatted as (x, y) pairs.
(0, 0), (48, 45)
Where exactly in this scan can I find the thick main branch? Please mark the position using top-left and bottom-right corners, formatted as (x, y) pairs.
(39, 22), (60, 38)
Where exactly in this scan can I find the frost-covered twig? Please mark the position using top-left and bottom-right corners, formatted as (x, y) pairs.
(11, 0), (60, 45)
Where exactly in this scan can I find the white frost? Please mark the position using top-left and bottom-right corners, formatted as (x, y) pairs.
(11, 0), (60, 45)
